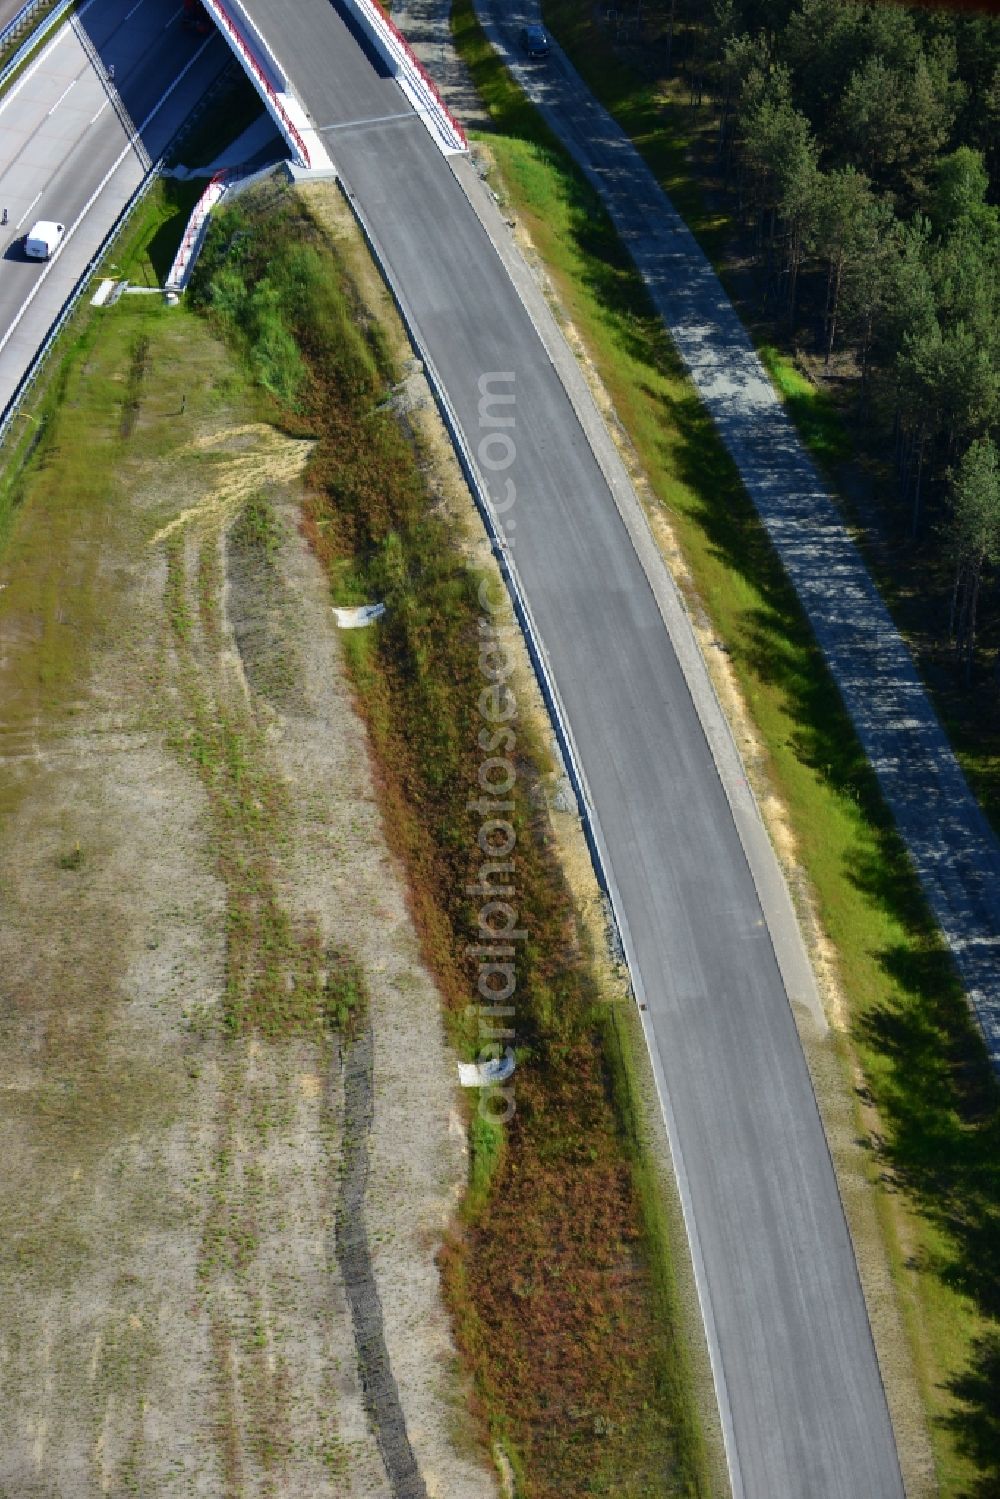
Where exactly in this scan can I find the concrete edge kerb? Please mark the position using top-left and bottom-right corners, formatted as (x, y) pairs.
(200, 0), (330, 169)
(332, 165), (746, 1499)
(452, 111), (906, 1489)
(214, 0), (285, 91)
(459, 20), (908, 1486)
(339, 0), (468, 155)
(506, 16), (1000, 1070)
(451, 151), (827, 1038)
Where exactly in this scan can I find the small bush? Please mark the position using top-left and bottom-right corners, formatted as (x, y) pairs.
(322, 950), (367, 1035)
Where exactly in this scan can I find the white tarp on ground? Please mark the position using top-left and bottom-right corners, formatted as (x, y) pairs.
(332, 603), (386, 629)
(457, 1055), (515, 1088)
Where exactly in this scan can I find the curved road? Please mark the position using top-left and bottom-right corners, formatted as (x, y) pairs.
(479, 0), (1000, 1071)
(233, 1), (906, 1495)
(0, 0), (230, 413)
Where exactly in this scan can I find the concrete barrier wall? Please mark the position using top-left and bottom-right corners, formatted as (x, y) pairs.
(206, 0), (286, 91)
(340, 0), (400, 76)
(340, 0), (467, 154)
(199, 0), (314, 167)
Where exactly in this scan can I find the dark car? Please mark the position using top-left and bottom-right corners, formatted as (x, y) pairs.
(520, 24), (550, 59)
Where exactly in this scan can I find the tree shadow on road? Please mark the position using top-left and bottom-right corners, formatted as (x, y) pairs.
(686, 418), (1000, 1494)
(589, 213), (1000, 1491)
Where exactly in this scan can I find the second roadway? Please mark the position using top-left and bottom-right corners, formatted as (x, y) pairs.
(0, 0), (229, 413)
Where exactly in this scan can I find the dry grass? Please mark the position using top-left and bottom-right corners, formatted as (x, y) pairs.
(0, 281), (495, 1495)
(209, 181), (712, 1496)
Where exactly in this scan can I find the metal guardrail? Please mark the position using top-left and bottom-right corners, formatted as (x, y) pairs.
(0, 0), (73, 95)
(201, 0), (310, 166)
(0, 0), (299, 448)
(0, 0), (51, 50)
(337, 171), (596, 889)
(368, 0), (467, 151)
(0, 167), (160, 451)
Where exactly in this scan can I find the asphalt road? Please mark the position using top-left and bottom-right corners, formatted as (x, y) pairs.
(480, 2), (1000, 1071)
(237, 1), (906, 1494)
(0, 0), (229, 413)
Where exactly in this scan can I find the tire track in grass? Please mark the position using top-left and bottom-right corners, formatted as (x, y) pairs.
(337, 1011), (428, 1499)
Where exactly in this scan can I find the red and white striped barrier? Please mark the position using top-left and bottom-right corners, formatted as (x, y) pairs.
(199, 0), (330, 169)
(164, 169), (232, 293)
(341, 0), (468, 155)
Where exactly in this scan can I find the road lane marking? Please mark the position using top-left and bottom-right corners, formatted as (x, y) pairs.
(123, 0), (149, 18)
(90, 98), (110, 124)
(163, 8), (182, 29)
(0, 0), (99, 123)
(47, 79), (77, 115)
(319, 111), (418, 132)
(0, 32), (218, 364)
(15, 192), (40, 229)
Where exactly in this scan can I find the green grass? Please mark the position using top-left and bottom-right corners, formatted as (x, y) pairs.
(0, 2), (79, 98)
(598, 997), (716, 1494)
(539, 1), (850, 477)
(541, 0), (727, 261)
(452, 4), (1000, 1493)
(190, 182), (715, 1497)
(450, 0), (560, 143)
(542, 0), (1000, 851)
(0, 179), (379, 1485)
(757, 344), (852, 468)
(465, 1112), (505, 1218)
(0, 310), (145, 703)
(102, 178), (204, 288)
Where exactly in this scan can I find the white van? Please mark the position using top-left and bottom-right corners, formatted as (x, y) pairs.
(24, 220), (65, 260)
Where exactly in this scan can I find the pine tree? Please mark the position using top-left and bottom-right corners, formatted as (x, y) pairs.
(948, 438), (1000, 681)
(812, 166), (874, 365)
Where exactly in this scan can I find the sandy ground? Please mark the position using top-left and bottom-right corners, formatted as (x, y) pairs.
(0, 299), (496, 1496)
(300, 177), (732, 1493)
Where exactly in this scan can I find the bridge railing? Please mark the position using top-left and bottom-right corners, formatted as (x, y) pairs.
(373, 0), (467, 151)
(0, 168), (161, 448)
(201, 0), (311, 166)
(0, 0), (53, 53)
(0, 0), (74, 96)
(345, 0), (467, 153)
(165, 168), (232, 292)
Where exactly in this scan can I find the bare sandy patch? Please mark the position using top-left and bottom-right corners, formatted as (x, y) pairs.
(0, 301), (496, 1497)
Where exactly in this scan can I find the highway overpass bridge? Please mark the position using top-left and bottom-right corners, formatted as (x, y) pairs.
(195, 2), (906, 1496)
